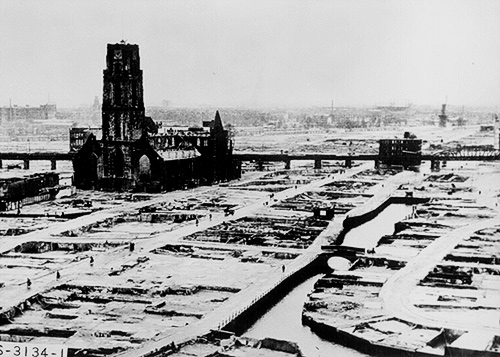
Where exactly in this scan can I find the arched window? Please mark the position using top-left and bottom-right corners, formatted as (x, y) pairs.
(139, 154), (151, 181)
(89, 153), (98, 183)
(113, 148), (124, 177)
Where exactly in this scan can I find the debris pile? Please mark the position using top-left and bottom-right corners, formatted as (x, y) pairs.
(153, 243), (299, 263)
(425, 173), (469, 183)
(322, 180), (377, 193)
(167, 334), (303, 357)
(352, 168), (401, 180)
(304, 189), (500, 355)
(271, 191), (357, 214)
(0, 281), (241, 355)
(183, 216), (328, 249)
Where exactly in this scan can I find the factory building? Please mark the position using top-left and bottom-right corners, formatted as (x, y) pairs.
(72, 42), (240, 192)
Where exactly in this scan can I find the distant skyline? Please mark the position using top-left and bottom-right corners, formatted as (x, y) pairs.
(0, 0), (499, 109)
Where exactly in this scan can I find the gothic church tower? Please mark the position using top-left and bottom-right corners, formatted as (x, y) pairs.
(100, 42), (146, 190)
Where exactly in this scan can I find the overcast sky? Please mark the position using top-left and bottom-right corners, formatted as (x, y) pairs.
(0, 0), (499, 108)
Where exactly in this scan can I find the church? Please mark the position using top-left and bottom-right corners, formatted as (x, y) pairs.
(72, 42), (240, 192)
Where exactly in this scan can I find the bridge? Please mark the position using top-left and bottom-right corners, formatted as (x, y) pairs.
(0, 152), (74, 170)
(234, 149), (500, 170)
(0, 147), (498, 172)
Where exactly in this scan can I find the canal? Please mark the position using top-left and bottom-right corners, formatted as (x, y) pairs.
(243, 204), (415, 356)
(342, 203), (414, 249)
(243, 274), (370, 357)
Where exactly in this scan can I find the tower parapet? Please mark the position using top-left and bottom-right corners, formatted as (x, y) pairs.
(102, 43), (145, 142)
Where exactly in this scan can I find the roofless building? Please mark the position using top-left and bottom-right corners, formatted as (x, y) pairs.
(72, 42), (240, 192)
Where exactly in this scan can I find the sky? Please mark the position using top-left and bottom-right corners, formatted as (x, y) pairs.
(0, 0), (499, 109)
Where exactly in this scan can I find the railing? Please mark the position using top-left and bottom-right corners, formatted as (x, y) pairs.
(215, 251), (320, 330)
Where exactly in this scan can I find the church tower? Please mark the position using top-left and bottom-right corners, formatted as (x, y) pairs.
(100, 42), (146, 190)
(72, 41), (239, 192)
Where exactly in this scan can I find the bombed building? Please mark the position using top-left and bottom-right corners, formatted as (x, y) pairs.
(0, 172), (60, 211)
(378, 131), (422, 168)
(73, 42), (240, 192)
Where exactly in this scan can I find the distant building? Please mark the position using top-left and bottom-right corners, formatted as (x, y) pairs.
(0, 103), (57, 122)
(69, 126), (102, 152)
(375, 103), (410, 112)
(0, 103), (64, 139)
(73, 42), (240, 192)
(438, 104), (448, 127)
(378, 132), (422, 168)
(92, 96), (101, 111)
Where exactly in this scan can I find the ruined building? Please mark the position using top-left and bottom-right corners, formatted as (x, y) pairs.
(378, 131), (422, 169)
(73, 42), (240, 192)
(0, 172), (60, 211)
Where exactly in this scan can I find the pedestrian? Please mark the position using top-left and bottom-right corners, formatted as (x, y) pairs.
(129, 242), (135, 252)
(282, 264), (286, 273)
(89, 256), (94, 265)
(56, 271), (60, 280)
(195, 218), (199, 227)
(209, 213), (212, 221)
(170, 341), (177, 352)
(26, 278), (31, 288)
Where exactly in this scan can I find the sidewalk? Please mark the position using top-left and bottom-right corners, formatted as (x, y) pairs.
(379, 215), (500, 332)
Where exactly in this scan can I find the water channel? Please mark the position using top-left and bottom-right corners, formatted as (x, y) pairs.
(342, 203), (414, 248)
(243, 204), (415, 356)
(243, 274), (371, 357)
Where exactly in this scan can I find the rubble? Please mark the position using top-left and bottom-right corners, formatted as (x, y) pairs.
(304, 159), (500, 356)
(166, 334), (303, 357)
(425, 173), (469, 183)
(183, 216), (328, 249)
(0, 127), (498, 356)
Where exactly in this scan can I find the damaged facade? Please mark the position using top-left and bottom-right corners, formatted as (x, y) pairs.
(0, 172), (60, 211)
(73, 42), (240, 192)
(378, 131), (422, 168)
